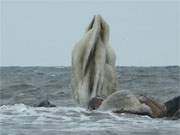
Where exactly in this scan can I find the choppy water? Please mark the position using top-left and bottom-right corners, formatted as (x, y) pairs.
(0, 66), (180, 135)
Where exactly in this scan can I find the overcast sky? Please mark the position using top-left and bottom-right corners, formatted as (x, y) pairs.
(1, 0), (179, 66)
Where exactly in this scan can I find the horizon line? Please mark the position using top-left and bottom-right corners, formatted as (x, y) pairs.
(0, 65), (179, 68)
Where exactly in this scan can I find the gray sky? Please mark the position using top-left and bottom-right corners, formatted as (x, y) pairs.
(1, 0), (179, 66)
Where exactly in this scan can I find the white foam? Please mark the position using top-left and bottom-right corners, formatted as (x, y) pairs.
(79, 114), (90, 121)
(0, 104), (179, 133)
(0, 104), (87, 123)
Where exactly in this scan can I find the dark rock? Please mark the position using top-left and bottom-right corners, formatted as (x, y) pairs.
(35, 100), (56, 107)
(171, 109), (180, 120)
(88, 96), (104, 111)
(164, 96), (180, 117)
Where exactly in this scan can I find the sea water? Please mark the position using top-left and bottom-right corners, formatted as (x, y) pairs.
(0, 66), (180, 135)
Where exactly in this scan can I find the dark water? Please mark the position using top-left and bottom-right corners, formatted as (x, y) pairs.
(0, 66), (180, 135)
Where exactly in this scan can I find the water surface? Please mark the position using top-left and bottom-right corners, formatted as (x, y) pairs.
(0, 66), (180, 135)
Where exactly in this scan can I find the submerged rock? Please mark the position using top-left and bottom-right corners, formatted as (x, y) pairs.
(35, 100), (56, 107)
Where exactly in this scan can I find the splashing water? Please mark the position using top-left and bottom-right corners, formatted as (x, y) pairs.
(0, 66), (180, 135)
(0, 104), (179, 135)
